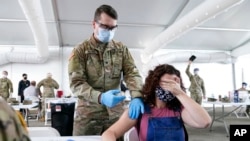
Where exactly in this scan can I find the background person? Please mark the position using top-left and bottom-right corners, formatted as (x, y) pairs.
(237, 82), (247, 91)
(37, 73), (59, 121)
(68, 4), (144, 137)
(102, 64), (211, 141)
(237, 82), (250, 114)
(24, 80), (39, 102)
(185, 57), (206, 104)
(24, 80), (40, 119)
(0, 70), (13, 101)
(18, 73), (30, 103)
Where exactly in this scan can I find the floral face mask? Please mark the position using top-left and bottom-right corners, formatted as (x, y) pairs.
(155, 86), (175, 102)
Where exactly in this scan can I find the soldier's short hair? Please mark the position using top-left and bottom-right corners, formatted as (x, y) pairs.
(30, 81), (36, 86)
(194, 68), (199, 72)
(22, 73), (27, 77)
(94, 4), (118, 22)
(47, 73), (52, 78)
(242, 82), (247, 86)
(2, 70), (8, 75)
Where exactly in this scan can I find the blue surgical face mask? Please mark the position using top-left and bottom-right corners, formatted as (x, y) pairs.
(96, 27), (115, 43)
(155, 86), (175, 102)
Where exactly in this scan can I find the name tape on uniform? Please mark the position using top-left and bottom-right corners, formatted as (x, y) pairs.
(230, 125), (250, 141)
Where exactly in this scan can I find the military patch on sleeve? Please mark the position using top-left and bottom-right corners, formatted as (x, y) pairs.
(68, 52), (74, 60)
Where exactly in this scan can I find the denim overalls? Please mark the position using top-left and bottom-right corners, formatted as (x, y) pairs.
(146, 116), (185, 141)
(138, 106), (187, 141)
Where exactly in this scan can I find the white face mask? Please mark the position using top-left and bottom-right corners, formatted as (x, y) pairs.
(194, 71), (199, 75)
(2, 75), (7, 78)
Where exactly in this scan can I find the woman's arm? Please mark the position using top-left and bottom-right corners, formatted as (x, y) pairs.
(177, 92), (211, 128)
(160, 79), (211, 128)
(102, 109), (137, 141)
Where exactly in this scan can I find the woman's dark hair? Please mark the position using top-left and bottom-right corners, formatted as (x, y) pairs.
(94, 4), (118, 21)
(142, 64), (186, 111)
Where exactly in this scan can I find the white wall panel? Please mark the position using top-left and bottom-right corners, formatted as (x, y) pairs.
(1, 48), (244, 101)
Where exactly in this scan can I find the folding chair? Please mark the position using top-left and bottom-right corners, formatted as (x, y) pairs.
(28, 127), (60, 137)
(24, 107), (39, 121)
(124, 127), (139, 141)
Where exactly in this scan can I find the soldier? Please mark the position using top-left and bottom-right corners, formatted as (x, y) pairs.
(186, 59), (206, 105)
(37, 73), (59, 121)
(0, 70), (13, 101)
(237, 82), (250, 114)
(68, 4), (144, 137)
(0, 97), (30, 141)
(18, 73), (30, 103)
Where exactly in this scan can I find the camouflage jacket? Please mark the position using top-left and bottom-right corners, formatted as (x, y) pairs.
(0, 78), (13, 94)
(0, 98), (30, 141)
(37, 78), (59, 96)
(68, 35), (143, 104)
(185, 65), (206, 96)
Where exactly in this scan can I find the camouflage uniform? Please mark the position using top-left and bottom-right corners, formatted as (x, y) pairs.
(0, 77), (13, 101)
(185, 65), (206, 104)
(0, 98), (30, 141)
(37, 77), (59, 118)
(68, 35), (142, 135)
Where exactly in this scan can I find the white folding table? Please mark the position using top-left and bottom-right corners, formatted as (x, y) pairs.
(203, 101), (250, 137)
(11, 102), (39, 126)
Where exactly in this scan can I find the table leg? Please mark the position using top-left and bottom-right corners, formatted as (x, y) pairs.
(209, 103), (215, 131)
(222, 105), (229, 137)
(25, 109), (29, 127)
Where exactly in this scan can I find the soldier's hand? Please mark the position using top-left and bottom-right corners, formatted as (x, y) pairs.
(188, 61), (192, 65)
(128, 98), (144, 119)
(101, 89), (125, 108)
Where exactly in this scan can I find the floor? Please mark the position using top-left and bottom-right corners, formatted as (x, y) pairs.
(27, 106), (250, 141)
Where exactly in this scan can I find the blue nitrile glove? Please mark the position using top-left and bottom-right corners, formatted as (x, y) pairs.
(129, 98), (144, 119)
(101, 89), (126, 108)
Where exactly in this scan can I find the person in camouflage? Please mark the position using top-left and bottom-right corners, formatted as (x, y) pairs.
(0, 71), (13, 101)
(37, 73), (59, 121)
(0, 97), (30, 141)
(68, 4), (144, 137)
(186, 61), (206, 105)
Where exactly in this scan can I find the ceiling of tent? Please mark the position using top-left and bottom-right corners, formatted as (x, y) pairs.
(1, 0), (250, 58)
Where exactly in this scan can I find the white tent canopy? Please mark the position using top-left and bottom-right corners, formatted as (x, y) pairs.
(1, 0), (250, 66)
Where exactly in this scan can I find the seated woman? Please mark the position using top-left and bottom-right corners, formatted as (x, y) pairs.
(102, 64), (211, 141)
